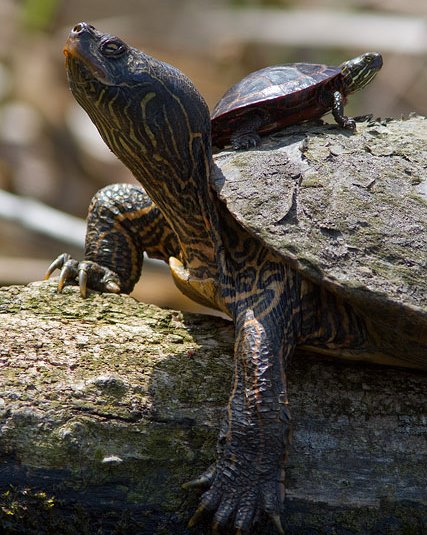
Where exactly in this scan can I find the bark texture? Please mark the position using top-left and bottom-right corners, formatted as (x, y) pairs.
(0, 281), (425, 535)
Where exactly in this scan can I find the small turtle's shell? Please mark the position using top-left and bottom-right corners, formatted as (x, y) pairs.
(211, 63), (343, 147)
(212, 116), (427, 370)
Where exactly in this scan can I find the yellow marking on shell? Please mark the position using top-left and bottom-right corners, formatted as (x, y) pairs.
(169, 256), (228, 314)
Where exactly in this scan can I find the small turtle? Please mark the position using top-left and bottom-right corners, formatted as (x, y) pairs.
(46, 24), (426, 534)
(211, 53), (383, 149)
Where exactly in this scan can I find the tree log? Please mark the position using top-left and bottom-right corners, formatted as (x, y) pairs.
(0, 281), (425, 534)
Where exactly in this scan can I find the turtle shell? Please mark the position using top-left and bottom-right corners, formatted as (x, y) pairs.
(211, 63), (343, 147)
(212, 116), (427, 370)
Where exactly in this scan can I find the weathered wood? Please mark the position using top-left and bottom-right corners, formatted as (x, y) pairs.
(0, 281), (425, 534)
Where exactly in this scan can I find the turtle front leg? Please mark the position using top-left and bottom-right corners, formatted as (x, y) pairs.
(185, 263), (299, 533)
(45, 183), (179, 296)
(331, 90), (356, 130)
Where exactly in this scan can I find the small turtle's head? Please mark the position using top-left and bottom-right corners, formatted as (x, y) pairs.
(340, 52), (383, 94)
(63, 23), (211, 186)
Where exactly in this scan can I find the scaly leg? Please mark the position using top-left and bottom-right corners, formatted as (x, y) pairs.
(45, 183), (179, 296)
(331, 90), (356, 130)
(185, 252), (301, 533)
(230, 112), (265, 150)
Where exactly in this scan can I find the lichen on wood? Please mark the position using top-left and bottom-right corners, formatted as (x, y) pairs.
(1, 279), (426, 534)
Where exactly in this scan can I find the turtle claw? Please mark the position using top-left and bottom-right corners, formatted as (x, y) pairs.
(57, 258), (80, 293)
(343, 117), (356, 131)
(186, 459), (286, 534)
(187, 504), (209, 528)
(45, 253), (72, 281)
(187, 510), (201, 528)
(182, 463), (216, 490)
(45, 253), (121, 297)
(105, 280), (121, 294)
(271, 513), (285, 535)
(78, 267), (88, 298)
(212, 521), (222, 535)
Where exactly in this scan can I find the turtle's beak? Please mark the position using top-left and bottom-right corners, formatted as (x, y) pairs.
(64, 23), (111, 84)
(64, 22), (94, 59)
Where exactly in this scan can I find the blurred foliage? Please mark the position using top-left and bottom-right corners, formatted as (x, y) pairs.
(21, 0), (60, 33)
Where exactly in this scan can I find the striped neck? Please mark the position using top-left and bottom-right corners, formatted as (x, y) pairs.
(340, 52), (383, 94)
(65, 26), (220, 277)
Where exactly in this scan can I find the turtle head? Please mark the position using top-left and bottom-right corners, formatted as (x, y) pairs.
(63, 23), (211, 187)
(64, 23), (218, 273)
(340, 52), (383, 94)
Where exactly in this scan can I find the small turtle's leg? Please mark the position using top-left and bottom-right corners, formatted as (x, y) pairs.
(45, 183), (179, 295)
(230, 112), (265, 150)
(331, 90), (356, 130)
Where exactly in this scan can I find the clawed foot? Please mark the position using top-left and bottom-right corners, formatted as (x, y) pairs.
(231, 132), (261, 151)
(183, 456), (286, 534)
(45, 253), (121, 297)
(342, 116), (356, 130)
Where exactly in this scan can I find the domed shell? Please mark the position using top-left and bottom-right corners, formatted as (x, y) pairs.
(212, 63), (340, 118)
(212, 116), (427, 370)
(211, 63), (342, 147)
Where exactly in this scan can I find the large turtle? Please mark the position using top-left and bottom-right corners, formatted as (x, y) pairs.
(46, 23), (427, 534)
(211, 53), (383, 149)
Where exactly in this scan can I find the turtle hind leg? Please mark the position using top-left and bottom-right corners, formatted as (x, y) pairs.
(331, 90), (356, 130)
(184, 258), (300, 534)
(230, 112), (265, 150)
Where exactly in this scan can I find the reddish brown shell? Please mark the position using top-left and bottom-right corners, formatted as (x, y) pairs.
(211, 63), (343, 147)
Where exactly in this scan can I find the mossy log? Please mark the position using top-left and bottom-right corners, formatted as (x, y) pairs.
(0, 281), (425, 535)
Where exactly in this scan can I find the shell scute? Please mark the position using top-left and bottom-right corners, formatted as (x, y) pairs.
(212, 64), (340, 119)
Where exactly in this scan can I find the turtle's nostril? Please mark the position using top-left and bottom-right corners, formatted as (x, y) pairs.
(71, 22), (93, 36)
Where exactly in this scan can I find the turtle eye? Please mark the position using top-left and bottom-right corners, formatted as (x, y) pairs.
(101, 38), (126, 57)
